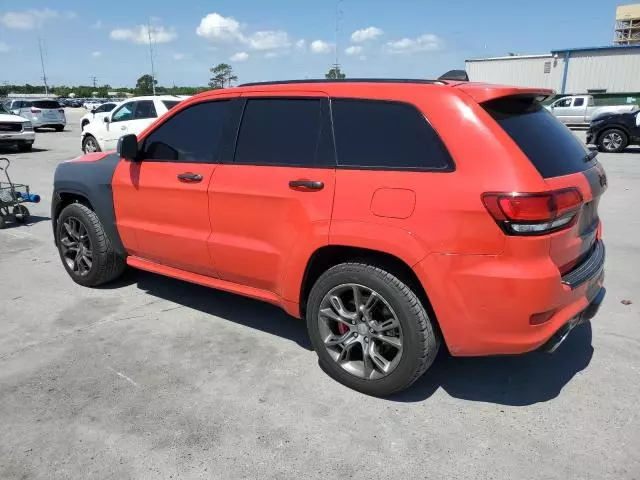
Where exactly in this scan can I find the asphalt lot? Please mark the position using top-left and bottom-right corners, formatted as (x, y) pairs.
(0, 108), (638, 480)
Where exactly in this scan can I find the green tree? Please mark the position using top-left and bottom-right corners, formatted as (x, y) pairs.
(209, 63), (237, 89)
(135, 74), (157, 94)
(325, 65), (346, 80)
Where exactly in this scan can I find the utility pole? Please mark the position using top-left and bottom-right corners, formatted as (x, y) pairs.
(38, 37), (49, 95)
(147, 18), (156, 95)
(89, 76), (99, 89)
(333, 0), (344, 75)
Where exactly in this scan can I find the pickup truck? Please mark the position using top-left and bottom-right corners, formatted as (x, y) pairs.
(546, 95), (637, 126)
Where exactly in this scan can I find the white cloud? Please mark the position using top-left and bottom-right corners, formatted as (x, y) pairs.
(230, 51), (249, 61)
(91, 20), (102, 29)
(0, 9), (60, 29)
(295, 39), (306, 51)
(345, 45), (363, 56)
(0, 42), (11, 53)
(384, 34), (443, 54)
(310, 40), (333, 54)
(110, 25), (177, 44)
(351, 27), (383, 43)
(91, 51), (102, 57)
(196, 13), (243, 42)
(172, 53), (190, 60)
(245, 30), (290, 50)
(196, 12), (295, 53)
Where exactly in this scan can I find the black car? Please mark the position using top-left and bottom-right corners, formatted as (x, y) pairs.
(587, 108), (640, 153)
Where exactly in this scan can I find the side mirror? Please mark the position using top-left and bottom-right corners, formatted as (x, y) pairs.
(117, 134), (139, 161)
(91, 108), (97, 114)
(103, 116), (110, 123)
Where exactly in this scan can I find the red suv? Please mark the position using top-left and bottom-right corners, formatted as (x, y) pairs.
(52, 79), (606, 396)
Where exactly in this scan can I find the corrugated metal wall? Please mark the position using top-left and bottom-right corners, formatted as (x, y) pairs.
(466, 50), (640, 93)
(466, 56), (563, 89)
(564, 50), (640, 93)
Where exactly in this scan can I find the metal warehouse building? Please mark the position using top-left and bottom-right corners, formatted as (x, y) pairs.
(466, 45), (640, 94)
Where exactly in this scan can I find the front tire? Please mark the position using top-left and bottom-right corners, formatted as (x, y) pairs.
(56, 203), (125, 287)
(55, 125), (65, 132)
(598, 128), (628, 153)
(306, 262), (440, 396)
(17, 143), (33, 152)
(82, 135), (101, 153)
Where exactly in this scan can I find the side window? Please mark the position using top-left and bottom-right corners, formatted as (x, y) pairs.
(140, 100), (230, 163)
(573, 97), (584, 107)
(554, 98), (572, 108)
(588, 97), (595, 107)
(111, 102), (135, 123)
(331, 99), (453, 170)
(234, 98), (325, 166)
(134, 100), (157, 119)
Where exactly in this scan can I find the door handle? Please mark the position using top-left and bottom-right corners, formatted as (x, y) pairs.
(177, 172), (203, 182)
(289, 180), (324, 191)
(120, 126), (127, 130)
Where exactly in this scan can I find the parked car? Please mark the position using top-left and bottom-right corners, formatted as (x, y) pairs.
(0, 102), (35, 151)
(81, 95), (182, 152)
(52, 79), (607, 396)
(546, 95), (637, 126)
(83, 100), (102, 111)
(5, 99), (66, 131)
(586, 108), (640, 153)
(80, 102), (118, 130)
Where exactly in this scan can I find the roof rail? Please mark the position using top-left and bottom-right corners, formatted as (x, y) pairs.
(239, 78), (446, 87)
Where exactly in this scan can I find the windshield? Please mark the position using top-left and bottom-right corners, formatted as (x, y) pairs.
(0, 103), (9, 114)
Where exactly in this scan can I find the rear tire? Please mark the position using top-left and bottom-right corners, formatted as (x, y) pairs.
(0, 215), (5, 229)
(56, 203), (125, 287)
(55, 125), (65, 132)
(306, 262), (440, 396)
(598, 128), (628, 153)
(82, 135), (101, 153)
(17, 143), (33, 152)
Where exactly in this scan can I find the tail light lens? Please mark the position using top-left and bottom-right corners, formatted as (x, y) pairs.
(58, 109), (65, 113)
(483, 188), (583, 236)
(30, 107), (41, 113)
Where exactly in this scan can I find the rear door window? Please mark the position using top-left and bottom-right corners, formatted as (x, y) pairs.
(331, 99), (453, 170)
(134, 100), (157, 119)
(573, 98), (584, 107)
(483, 96), (593, 178)
(162, 100), (181, 110)
(234, 98), (330, 166)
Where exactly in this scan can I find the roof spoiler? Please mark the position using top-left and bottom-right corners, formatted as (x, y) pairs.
(438, 70), (469, 82)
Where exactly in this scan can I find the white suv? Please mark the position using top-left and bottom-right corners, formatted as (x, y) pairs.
(0, 102), (35, 151)
(80, 102), (118, 130)
(81, 96), (183, 153)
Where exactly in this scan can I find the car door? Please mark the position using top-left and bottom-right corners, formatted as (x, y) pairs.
(564, 96), (586, 123)
(551, 97), (573, 123)
(125, 99), (160, 137)
(208, 94), (336, 295)
(103, 101), (136, 150)
(112, 97), (234, 276)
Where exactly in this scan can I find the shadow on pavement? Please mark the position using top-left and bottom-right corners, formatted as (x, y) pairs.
(1, 214), (51, 229)
(390, 322), (594, 405)
(120, 269), (313, 351)
(103, 269), (593, 404)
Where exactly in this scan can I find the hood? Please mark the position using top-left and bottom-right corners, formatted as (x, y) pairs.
(591, 110), (636, 123)
(0, 113), (28, 123)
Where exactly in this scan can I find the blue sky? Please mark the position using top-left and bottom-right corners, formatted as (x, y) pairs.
(0, 0), (622, 87)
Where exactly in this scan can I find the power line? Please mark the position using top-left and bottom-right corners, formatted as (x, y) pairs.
(89, 76), (100, 89)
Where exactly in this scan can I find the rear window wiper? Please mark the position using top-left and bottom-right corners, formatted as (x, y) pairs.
(584, 150), (598, 162)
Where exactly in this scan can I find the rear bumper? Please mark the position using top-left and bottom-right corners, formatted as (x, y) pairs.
(413, 240), (606, 356)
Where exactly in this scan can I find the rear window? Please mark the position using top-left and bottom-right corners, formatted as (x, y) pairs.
(33, 100), (61, 109)
(484, 96), (593, 178)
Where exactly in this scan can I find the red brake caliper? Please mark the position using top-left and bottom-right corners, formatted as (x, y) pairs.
(338, 322), (349, 335)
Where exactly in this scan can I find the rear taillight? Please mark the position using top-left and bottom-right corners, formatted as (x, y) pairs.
(482, 188), (583, 236)
(58, 109), (65, 114)
(30, 107), (41, 113)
